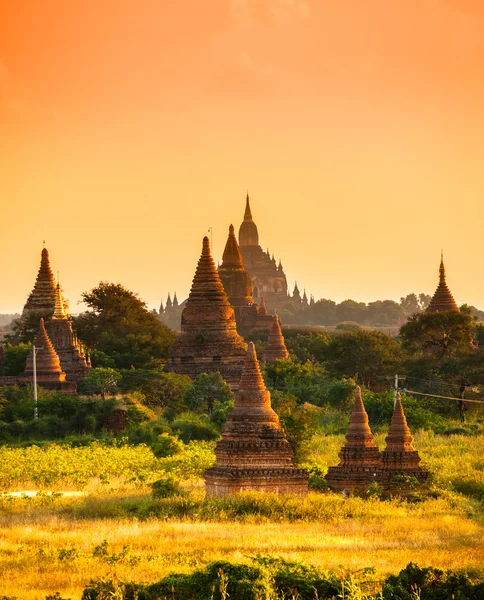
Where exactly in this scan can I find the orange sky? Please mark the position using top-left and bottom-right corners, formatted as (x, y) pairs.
(1, 0), (483, 314)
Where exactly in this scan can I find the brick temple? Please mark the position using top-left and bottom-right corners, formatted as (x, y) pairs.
(22, 318), (76, 393)
(218, 224), (278, 336)
(426, 253), (459, 313)
(204, 342), (308, 496)
(377, 393), (429, 487)
(165, 236), (248, 388)
(45, 283), (91, 382)
(264, 314), (290, 363)
(325, 386), (381, 494)
(238, 194), (290, 311)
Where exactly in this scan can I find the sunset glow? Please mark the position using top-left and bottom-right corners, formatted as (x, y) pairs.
(1, 0), (483, 312)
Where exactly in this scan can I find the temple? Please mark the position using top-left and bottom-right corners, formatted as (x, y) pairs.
(325, 386), (381, 494)
(18, 247), (57, 338)
(164, 236), (248, 388)
(238, 194), (290, 311)
(264, 315), (290, 363)
(218, 224), (275, 336)
(45, 283), (91, 382)
(377, 393), (429, 487)
(204, 342), (308, 496)
(426, 253), (459, 313)
(22, 319), (76, 393)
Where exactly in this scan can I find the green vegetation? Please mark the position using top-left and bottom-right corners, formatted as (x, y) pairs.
(73, 282), (175, 369)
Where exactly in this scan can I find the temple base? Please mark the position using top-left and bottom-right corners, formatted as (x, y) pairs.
(204, 467), (308, 497)
(325, 465), (379, 495)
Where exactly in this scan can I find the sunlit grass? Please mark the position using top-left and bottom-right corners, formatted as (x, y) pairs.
(0, 433), (483, 599)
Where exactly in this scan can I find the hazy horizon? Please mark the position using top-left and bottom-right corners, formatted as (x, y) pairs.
(2, 0), (483, 314)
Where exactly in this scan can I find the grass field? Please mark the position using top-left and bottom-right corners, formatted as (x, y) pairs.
(0, 433), (483, 599)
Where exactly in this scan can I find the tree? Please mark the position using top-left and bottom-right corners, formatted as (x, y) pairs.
(400, 306), (476, 359)
(183, 372), (233, 415)
(335, 300), (367, 324)
(74, 282), (176, 369)
(323, 330), (405, 388)
(80, 367), (122, 399)
(1, 343), (31, 375)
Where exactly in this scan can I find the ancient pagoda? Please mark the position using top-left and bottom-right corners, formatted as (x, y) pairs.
(238, 193), (289, 311)
(377, 393), (429, 487)
(426, 253), (459, 313)
(22, 318), (76, 392)
(218, 224), (274, 336)
(45, 283), (91, 382)
(165, 236), (248, 388)
(325, 386), (381, 494)
(21, 247), (57, 325)
(204, 342), (308, 496)
(264, 314), (290, 363)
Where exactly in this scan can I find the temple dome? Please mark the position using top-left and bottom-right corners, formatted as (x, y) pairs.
(238, 193), (259, 247)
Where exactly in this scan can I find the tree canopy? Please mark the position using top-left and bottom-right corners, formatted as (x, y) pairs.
(74, 282), (176, 369)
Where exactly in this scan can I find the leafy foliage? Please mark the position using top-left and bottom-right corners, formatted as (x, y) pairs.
(74, 282), (176, 369)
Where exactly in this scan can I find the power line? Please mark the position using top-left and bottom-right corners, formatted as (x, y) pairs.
(405, 389), (484, 405)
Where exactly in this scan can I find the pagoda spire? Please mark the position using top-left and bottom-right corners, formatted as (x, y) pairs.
(264, 314), (290, 363)
(165, 236), (247, 388)
(244, 192), (252, 220)
(325, 386), (381, 494)
(239, 192), (259, 247)
(204, 342), (308, 496)
(173, 292), (179, 308)
(53, 281), (68, 320)
(22, 247), (57, 320)
(426, 252), (459, 313)
(221, 224), (244, 269)
(378, 393), (429, 486)
(24, 318), (66, 380)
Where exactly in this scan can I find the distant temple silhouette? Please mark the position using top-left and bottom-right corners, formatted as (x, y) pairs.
(238, 193), (291, 312)
(426, 253), (459, 313)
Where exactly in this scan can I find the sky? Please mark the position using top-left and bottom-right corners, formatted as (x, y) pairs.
(1, 0), (483, 314)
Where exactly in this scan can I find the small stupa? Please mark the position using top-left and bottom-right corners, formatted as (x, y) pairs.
(165, 236), (248, 388)
(426, 253), (459, 313)
(204, 342), (308, 496)
(22, 319), (76, 392)
(45, 283), (91, 382)
(264, 314), (290, 363)
(325, 386), (381, 494)
(377, 393), (429, 486)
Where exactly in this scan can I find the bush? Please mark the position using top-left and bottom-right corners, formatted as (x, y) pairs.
(151, 432), (184, 458)
(151, 476), (182, 499)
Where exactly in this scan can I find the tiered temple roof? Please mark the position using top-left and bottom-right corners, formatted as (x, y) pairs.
(238, 194), (289, 310)
(204, 342), (308, 496)
(426, 254), (459, 313)
(45, 284), (91, 382)
(325, 386), (381, 494)
(218, 224), (254, 307)
(165, 236), (247, 388)
(264, 315), (290, 363)
(21, 247), (57, 320)
(378, 393), (429, 486)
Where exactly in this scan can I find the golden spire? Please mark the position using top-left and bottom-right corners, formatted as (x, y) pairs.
(53, 280), (67, 320)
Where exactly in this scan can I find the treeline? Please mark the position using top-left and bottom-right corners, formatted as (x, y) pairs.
(278, 293), (484, 327)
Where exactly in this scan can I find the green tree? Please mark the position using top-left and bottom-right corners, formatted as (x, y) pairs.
(1, 343), (31, 375)
(80, 367), (122, 399)
(400, 306), (476, 359)
(183, 372), (233, 415)
(74, 282), (176, 369)
(323, 329), (404, 388)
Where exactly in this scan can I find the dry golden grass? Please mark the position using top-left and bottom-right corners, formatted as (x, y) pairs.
(1, 494), (483, 599)
(1, 432), (483, 599)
